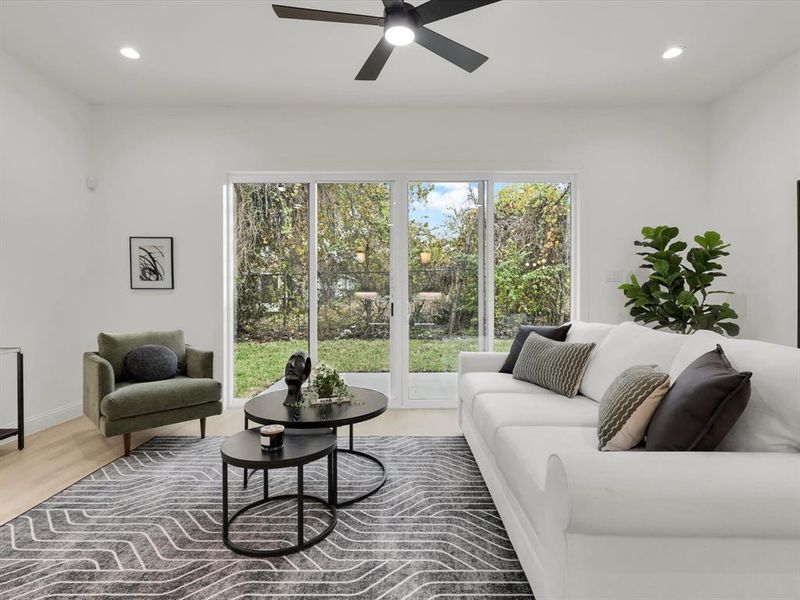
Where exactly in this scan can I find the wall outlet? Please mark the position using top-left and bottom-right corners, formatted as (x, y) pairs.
(605, 270), (624, 283)
(86, 177), (98, 191)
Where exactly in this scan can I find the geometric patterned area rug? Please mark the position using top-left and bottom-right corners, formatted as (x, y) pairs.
(0, 436), (534, 599)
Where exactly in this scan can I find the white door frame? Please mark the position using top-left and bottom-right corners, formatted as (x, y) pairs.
(224, 171), (578, 410)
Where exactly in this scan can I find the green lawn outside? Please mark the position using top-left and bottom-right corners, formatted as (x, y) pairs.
(235, 338), (514, 398)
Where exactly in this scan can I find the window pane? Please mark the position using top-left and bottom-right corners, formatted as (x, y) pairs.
(317, 183), (391, 392)
(234, 182), (309, 398)
(493, 182), (572, 352)
(409, 182), (482, 399)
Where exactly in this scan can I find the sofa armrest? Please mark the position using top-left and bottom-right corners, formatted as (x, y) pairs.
(186, 346), (214, 379)
(458, 351), (508, 375)
(545, 450), (800, 539)
(83, 352), (114, 425)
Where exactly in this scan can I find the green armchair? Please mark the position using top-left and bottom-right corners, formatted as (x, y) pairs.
(83, 329), (222, 455)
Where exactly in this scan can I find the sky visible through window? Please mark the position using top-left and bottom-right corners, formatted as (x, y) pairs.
(410, 181), (480, 237)
(409, 182), (521, 237)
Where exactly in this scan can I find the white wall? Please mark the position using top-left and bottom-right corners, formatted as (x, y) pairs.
(710, 52), (800, 345)
(90, 104), (710, 402)
(0, 49), (95, 434)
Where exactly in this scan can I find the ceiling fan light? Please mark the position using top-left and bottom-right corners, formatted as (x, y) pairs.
(385, 25), (415, 46)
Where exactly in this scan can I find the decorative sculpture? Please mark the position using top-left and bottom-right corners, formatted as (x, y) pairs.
(283, 351), (311, 406)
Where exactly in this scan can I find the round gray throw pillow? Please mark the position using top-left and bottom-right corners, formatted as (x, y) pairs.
(124, 344), (179, 382)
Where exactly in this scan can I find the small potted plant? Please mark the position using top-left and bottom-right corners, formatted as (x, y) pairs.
(308, 362), (351, 403)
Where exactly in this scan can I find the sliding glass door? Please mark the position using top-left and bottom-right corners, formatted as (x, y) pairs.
(317, 182), (392, 396)
(233, 182), (309, 399)
(406, 181), (484, 402)
(233, 179), (394, 400)
(492, 181), (572, 352)
(231, 174), (574, 405)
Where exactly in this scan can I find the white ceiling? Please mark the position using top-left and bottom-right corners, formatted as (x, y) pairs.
(1, 0), (799, 106)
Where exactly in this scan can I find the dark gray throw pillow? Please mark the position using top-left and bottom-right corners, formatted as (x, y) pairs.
(512, 332), (595, 397)
(646, 344), (751, 451)
(500, 323), (572, 373)
(124, 345), (179, 382)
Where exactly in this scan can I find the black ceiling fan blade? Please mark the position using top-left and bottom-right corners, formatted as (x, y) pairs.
(272, 4), (384, 26)
(414, 26), (488, 72)
(356, 38), (394, 80)
(414, 0), (502, 25)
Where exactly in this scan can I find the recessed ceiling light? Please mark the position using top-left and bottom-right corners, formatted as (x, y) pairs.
(662, 46), (684, 60)
(119, 47), (140, 60)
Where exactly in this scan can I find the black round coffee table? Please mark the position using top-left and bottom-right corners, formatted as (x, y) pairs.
(220, 428), (337, 557)
(244, 386), (388, 507)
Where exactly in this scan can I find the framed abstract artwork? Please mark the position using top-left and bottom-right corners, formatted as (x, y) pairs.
(129, 236), (174, 289)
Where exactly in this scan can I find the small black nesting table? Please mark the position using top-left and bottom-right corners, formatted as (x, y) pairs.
(220, 429), (337, 557)
(243, 386), (388, 507)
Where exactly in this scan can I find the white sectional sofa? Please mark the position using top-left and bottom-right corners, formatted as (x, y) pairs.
(458, 321), (800, 600)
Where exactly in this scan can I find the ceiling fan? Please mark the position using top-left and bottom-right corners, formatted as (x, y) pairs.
(272, 0), (501, 80)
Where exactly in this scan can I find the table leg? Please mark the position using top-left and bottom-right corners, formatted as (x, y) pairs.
(327, 451), (338, 506)
(332, 448), (338, 506)
(297, 464), (304, 545)
(243, 416), (249, 488)
(222, 460), (229, 540)
(349, 423), (353, 451)
(264, 469), (269, 500)
(17, 352), (24, 451)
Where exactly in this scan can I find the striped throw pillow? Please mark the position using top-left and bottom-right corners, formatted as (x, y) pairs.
(512, 332), (595, 398)
(597, 365), (670, 451)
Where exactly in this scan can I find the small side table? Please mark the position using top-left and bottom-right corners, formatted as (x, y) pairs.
(220, 429), (337, 557)
(0, 348), (23, 450)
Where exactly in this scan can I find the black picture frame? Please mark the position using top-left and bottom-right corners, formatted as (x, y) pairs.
(129, 236), (174, 289)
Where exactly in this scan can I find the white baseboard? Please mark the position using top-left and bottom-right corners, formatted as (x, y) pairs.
(401, 398), (458, 409)
(0, 401), (82, 446)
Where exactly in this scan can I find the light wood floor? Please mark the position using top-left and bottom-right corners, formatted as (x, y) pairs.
(0, 408), (460, 525)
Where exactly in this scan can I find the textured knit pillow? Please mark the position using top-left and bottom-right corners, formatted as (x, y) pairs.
(646, 345), (752, 451)
(499, 323), (572, 373)
(124, 345), (179, 382)
(597, 365), (670, 451)
(512, 332), (595, 397)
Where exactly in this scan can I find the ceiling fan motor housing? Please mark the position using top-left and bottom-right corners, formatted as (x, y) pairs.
(385, 4), (422, 31)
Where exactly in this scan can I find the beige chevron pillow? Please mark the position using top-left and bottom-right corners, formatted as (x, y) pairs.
(597, 365), (670, 451)
(512, 332), (595, 397)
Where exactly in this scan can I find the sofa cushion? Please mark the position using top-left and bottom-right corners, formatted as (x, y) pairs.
(100, 376), (221, 420)
(472, 392), (598, 452)
(458, 372), (545, 415)
(499, 324), (572, 373)
(99, 330), (186, 381)
(513, 333), (595, 397)
(580, 321), (686, 402)
(564, 321), (616, 346)
(670, 331), (799, 453)
(495, 426), (598, 537)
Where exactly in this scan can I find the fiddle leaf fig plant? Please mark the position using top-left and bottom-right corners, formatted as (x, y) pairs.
(619, 226), (740, 336)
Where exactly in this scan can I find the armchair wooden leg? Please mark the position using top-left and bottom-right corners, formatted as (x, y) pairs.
(123, 433), (131, 457)
(200, 417), (206, 439)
